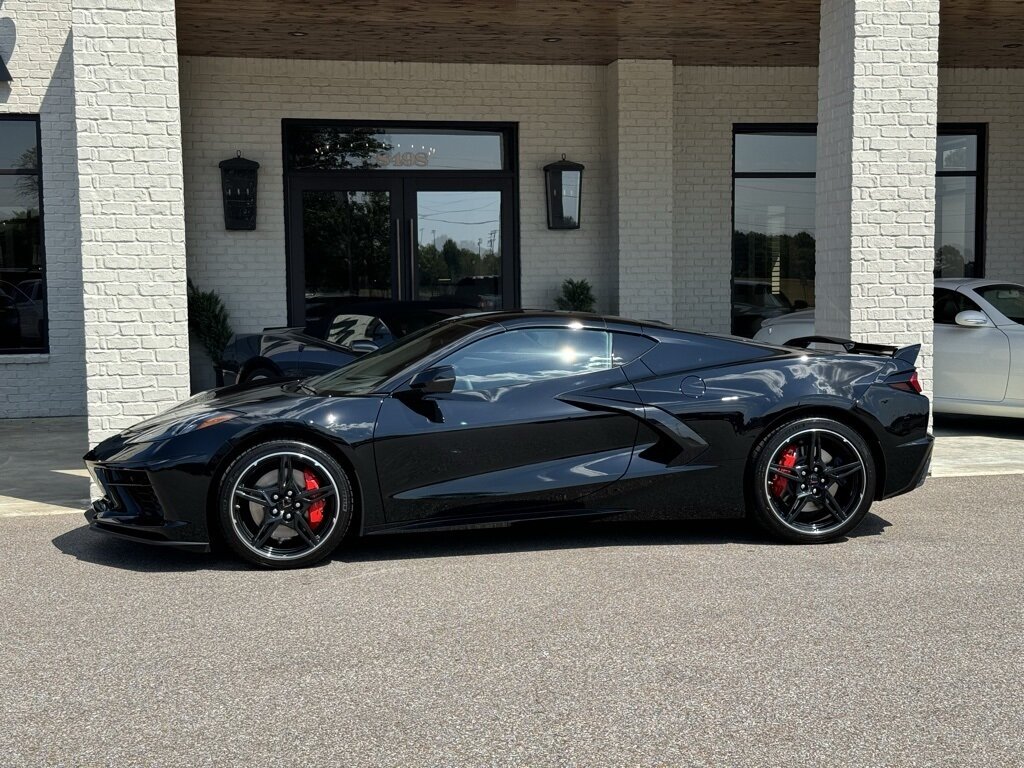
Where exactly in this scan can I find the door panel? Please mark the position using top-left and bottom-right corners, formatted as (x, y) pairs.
(934, 324), (1010, 402)
(373, 367), (641, 524)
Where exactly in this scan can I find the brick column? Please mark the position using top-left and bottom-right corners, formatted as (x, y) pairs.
(607, 60), (674, 323)
(72, 0), (190, 445)
(816, 0), (939, 393)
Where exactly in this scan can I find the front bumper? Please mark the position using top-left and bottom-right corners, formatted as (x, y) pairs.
(83, 443), (217, 552)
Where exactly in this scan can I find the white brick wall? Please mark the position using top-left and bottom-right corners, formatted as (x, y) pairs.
(0, 0), (87, 418)
(674, 67), (818, 333)
(609, 60), (675, 323)
(816, 0), (940, 394)
(71, 0), (189, 444)
(179, 57), (614, 333)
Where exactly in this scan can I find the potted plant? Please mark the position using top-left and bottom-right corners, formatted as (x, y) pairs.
(554, 278), (596, 313)
(187, 279), (234, 387)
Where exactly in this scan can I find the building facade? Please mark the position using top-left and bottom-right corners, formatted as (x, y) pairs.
(1, 0), (1022, 444)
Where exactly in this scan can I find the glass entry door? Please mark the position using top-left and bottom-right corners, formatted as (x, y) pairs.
(408, 178), (514, 311)
(289, 176), (514, 327)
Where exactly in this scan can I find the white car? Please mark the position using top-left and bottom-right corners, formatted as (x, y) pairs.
(754, 278), (1024, 417)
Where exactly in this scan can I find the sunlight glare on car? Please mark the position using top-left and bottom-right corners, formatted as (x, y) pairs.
(559, 345), (579, 364)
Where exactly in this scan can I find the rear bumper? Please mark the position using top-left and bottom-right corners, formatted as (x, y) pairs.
(880, 433), (933, 499)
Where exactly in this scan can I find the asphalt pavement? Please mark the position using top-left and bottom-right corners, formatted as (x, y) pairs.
(1, 474), (1021, 767)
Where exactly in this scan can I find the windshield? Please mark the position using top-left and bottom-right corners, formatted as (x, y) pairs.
(307, 319), (479, 395)
(976, 283), (1024, 325)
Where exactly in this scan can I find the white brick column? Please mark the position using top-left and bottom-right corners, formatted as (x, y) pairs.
(816, 0), (939, 392)
(72, 0), (190, 445)
(607, 60), (674, 323)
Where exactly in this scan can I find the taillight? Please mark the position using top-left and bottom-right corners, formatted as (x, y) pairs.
(889, 370), (922, 394)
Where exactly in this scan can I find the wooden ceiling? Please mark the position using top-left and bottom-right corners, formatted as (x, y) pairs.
(174, 0), (1024, 68)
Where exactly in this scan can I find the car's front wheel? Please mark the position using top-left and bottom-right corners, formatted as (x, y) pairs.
(750, 417), (876, 543)
(217, 440), (354, 568)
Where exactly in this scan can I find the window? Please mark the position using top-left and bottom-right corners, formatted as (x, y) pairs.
(975, 283), (1024, 325)
(935, 126), (985, 278)
(933, 287), (981, 325)
(0, 116), (45, 353)
(441, 328), (615, 391)
(732, 126), (817, 337)
(731, 123), (987, 337)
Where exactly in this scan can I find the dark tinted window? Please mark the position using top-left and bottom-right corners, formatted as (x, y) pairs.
(933, 288), (981, 325)
(441, 328), (613, 391)
(287, 125), (506, 171)
(309, 320), (476, 395)
(975, 283), (1024, 324)
(612, 333), (656, 364)
(0, 116), (46, 353)
(935, 126), (984, 278)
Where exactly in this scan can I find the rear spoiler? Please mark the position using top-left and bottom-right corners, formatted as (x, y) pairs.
(786, 336), (921, 365)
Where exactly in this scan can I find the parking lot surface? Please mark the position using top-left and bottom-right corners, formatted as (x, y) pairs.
(1, 474), (1021, 767)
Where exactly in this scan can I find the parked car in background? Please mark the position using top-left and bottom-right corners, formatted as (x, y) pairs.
(731, 278), (807, 338)
(0, 289), (21, 346)
(219, 299), (474, 385)
(85, 309), (932, 568)
(754, 278), (1024, 417)
(0, 279), (44, 345)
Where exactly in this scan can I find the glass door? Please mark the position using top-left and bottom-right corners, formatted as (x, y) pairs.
(406, 178), (515, 311)
(287, 177), (402, 329)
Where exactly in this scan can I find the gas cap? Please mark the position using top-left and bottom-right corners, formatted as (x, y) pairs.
(680, 376), (706, 398)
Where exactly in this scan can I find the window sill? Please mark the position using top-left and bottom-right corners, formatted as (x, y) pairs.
(0, 353), (50, 364)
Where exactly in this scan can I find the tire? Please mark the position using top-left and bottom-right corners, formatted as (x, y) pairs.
(749, 417), (876, 543)
(217, 440), (354, 568)
(242, 365), (278, 383)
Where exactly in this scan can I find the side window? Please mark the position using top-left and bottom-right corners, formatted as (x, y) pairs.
(442, 328), (613, 391)
(611, 332), (656, 365)
(934, 288), (981, 325)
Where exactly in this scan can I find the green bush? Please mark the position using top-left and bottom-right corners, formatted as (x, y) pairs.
(187, 278), (233, 367)
(554, 278), (596, 313)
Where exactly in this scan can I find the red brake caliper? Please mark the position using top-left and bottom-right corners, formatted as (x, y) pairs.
(302, 469), (325, 528)
(771, 445), (799, 497)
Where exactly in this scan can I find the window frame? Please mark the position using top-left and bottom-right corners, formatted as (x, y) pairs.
(730, 124), (818, 336)
(936, 123), (986, 278)
(0, 113), (46, 355)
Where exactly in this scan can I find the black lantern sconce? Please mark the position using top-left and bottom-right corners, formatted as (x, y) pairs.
(544, 155), (584, 230)
(219, 152), (260, 230)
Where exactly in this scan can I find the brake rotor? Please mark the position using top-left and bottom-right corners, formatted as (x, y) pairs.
(247, 468), (305, 542)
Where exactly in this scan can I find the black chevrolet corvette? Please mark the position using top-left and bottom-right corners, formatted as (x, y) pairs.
(84, 311), (933, 568)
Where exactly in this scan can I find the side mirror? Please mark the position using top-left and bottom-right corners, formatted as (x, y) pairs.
(954, 310), (991, 328)
(349, 340), (379, 355)
(405, 365), (456, 395)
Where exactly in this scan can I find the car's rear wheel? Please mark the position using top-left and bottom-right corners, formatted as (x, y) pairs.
(750, 417), (876, 543)
(217, 441), (353, 568)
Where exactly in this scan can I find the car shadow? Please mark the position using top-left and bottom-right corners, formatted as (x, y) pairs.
(52, 513), (892, 573)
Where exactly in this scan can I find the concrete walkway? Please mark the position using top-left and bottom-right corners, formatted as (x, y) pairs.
(0, 417), (91, 517)
(0, 414), (1022, 518)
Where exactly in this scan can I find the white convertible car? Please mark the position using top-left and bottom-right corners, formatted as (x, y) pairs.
(755, 278), (1024, 417)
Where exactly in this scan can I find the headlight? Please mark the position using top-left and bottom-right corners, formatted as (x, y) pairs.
(170, 411), (239, 435)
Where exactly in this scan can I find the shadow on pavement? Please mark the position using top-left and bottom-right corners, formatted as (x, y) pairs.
(52, 513), (892, 572)
(934, 414), (1024, 438)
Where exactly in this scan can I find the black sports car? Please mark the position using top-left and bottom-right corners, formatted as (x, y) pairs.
(84, 311), (933, 568)
(218, 299), (473, 385)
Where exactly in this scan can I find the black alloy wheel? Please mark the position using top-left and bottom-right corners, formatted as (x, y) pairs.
(750, 417), (876, 543)
(217, 440), (354, 568)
